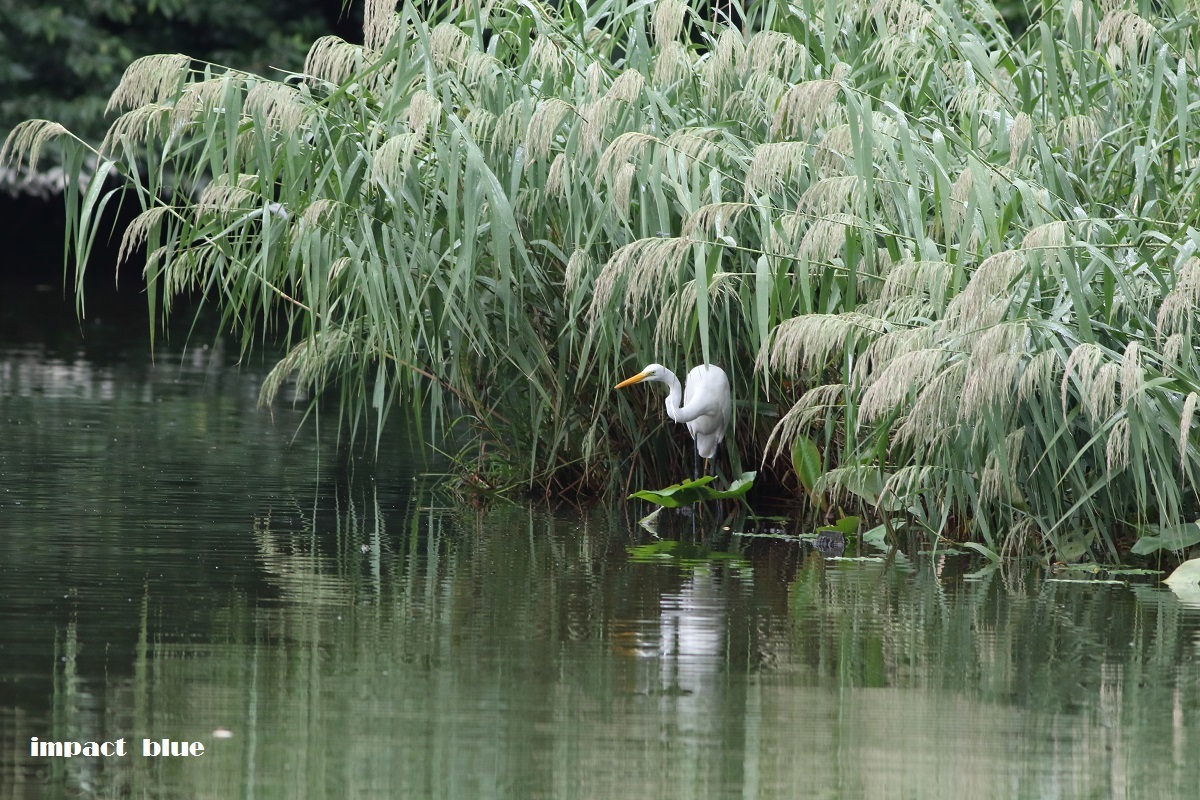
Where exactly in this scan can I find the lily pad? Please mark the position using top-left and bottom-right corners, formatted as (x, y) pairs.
(629, 471), (756, 508)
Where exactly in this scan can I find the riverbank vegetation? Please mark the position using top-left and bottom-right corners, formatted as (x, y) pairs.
(6, 0), (1200, 561)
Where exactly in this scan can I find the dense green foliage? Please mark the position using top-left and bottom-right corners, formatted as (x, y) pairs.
(0, 0), (349, 142)
(7, 0), (1200, 560)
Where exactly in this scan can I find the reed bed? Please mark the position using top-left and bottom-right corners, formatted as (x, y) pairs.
(7, 0), (1200, 558)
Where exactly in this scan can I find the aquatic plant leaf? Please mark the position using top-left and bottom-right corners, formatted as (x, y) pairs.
(637, 506), (665, 532)
(1164, 558), (1200, 587)
(629, 472), (756, 507)
(962, 541), (1000, 562)
(1055, 564), (1163, 577)
(1130, 523), (1200, 555)
(791, 434), (822, 500)
(862, 523), (890, 550)
(1166, 582), (1200, 608)
(1046, 578), (1127, 585)
(732, 530), (804, 541)
(816, 515), (860, 535)
(1164, 559), (1200, 606)
(1055, 530), (1092, 562)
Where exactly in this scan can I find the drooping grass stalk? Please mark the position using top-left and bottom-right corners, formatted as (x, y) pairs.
(7, 0), (1200, 558)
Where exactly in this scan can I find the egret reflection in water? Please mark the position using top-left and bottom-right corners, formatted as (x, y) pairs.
(3, 336), (1200, 799)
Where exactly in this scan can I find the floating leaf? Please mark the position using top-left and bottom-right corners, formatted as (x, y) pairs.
(1056, 564), (1163, 577)
(1130, 522), (1200, 555)
(1046, 578), (1126, 585)
(732, 530), (804, 541)
(629, 471), (756, 508)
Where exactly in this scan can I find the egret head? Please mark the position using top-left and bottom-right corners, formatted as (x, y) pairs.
(614, 363), (666, 389)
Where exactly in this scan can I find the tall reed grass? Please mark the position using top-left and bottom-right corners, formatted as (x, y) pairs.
(6, 0), (1200, 558)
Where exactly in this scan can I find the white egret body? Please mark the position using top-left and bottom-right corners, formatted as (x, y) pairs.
(615, 363), (731, 460)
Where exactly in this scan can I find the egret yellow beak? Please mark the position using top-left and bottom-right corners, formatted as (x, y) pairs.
(614, 371), (649, 390)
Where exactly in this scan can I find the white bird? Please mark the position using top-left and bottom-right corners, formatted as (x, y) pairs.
(615, 363), (731, 467)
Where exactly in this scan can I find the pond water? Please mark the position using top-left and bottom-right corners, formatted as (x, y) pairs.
(2, 284), (1200, 799)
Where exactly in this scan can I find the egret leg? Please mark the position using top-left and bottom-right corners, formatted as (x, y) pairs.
(693, 450), (699, 481)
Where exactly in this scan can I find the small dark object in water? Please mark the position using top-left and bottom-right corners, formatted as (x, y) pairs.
(813, 531), (846, 557)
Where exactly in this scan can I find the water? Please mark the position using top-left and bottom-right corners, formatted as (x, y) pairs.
(2, 287), (1200, 799)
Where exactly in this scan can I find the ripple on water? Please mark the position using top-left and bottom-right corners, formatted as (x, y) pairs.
(3, 338), (1200, 799)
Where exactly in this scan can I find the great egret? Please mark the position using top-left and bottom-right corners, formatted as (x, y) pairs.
(615, 363), (731, 470)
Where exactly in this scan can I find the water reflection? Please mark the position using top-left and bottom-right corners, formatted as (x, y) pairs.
(2, 342), (1200, 799)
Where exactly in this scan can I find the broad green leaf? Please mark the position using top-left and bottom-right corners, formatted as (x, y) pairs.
(962, 541), (1000, 562)
(1054, 530), (1092, 562)
(629, 472), (756, 508)
(817, 515), (860, 535)
(1165, 558), (1200, 587)
(754, 254), (770, 348)
(1131, 523), (1200, 555)
(637, 506), (664, 531)
(862, 523), (890, 551)
(791, 435), (822, 499)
